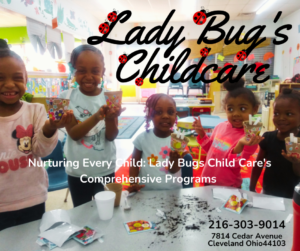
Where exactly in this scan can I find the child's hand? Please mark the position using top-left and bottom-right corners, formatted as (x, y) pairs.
(281, 150), (300, 163)
(49, 110), (74, 129)
(103, 105), (126, 120)
(94, 106), (107, 122)
(126, 184), (145, 193)
(169, 150), (189, 173)
(239, 135), (264, 146)
(192, 116), (205, 138)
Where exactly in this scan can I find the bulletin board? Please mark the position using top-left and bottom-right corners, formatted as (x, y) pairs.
(26, 73), (68, 97)
(293, 56), (300, 76)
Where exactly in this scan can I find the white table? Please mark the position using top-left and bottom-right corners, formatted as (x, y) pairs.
(0, 186), (293, 251)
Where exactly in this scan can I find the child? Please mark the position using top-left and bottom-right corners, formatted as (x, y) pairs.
(0, 39), (72, 231)
(250, 88), (300, 198)
(192, 78), (263, 188)
(59, 45), (124, 207)
(128, 93), (194, 192)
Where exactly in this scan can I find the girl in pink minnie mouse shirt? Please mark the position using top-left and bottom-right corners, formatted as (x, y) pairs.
(0, 39), (72, 231)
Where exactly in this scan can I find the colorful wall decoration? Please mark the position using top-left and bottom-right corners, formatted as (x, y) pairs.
(0, 0), (97, 38)
(293, 56), (300, 76)
(26, 73), (68, 97)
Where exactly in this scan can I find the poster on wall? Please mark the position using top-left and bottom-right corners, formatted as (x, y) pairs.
(0, 0), (95, 38)
(26, 78), (47, 97)
(293, 56), (300, 76)
(26, 77), (68, 97)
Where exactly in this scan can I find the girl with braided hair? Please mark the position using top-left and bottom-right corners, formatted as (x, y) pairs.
(127, 93), (194, 192)
(250, 88), (300, 198)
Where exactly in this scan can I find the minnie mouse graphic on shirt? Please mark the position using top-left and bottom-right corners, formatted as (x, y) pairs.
(11, 125), (33, 154)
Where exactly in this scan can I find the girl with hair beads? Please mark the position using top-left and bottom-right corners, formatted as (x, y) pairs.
(59, 45), (125, 207)
(128, 93), (193, 192)
(250, 88), (300, 198)
(0, 39), (73, 231)
(193, 78), (263, 188)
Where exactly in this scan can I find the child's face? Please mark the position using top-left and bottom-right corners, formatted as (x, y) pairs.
(225, 96), (258, 128)
(0, 57), (27, 105)
(75, 51), (104, 94)
(152, 97), (176, 133)
(273, 98), (300, 133)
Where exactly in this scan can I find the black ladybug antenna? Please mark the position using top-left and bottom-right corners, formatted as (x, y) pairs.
(201, 6), (204, 10)
(206, 9), (209, 13)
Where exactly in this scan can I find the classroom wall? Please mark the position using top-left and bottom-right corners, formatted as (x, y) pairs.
(273, 8), (300, 81)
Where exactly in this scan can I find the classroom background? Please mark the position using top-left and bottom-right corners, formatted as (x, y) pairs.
(1, 0), (300, 211)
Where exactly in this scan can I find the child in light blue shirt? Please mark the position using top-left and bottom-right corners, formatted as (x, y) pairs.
(59, 45), (124, 207)
(129, 94), (194, 192)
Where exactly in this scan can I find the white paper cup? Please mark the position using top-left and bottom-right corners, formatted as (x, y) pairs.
(95, 191), (116, 220)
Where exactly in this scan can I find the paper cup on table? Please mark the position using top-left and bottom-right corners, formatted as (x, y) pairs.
(285, 137), (300, 158)
(45, 98), (70, 121)
(243, 121), (262, 141)
(170, 133), (189, 155)
(104, 183), (123, 207)
(104, 90), (122, 108)
(95, 191), (116, 220)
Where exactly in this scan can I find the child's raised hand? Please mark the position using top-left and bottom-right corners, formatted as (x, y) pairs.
(126, 184), (145, 193)
(281, 150), (300, 163)
(49, 110), (74, 129)
(192, 116), (205, 138)
(239, 135), (264, 146)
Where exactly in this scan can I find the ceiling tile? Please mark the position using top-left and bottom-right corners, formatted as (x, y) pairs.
(228, 0), (250, 3)
(243, 3), (262, 12)
(210, 0), (230, 5)
(225, 5), (245, 13)
(207, 5), (227, 12)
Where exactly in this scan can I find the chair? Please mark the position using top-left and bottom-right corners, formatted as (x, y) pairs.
(42, 140), (69, 202)
(187, 72), (203, 96)
(167, 73), (184, 95)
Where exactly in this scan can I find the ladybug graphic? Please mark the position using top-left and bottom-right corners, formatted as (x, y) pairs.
(135, 78), (143, 86)
(119, 53), (127, 64)
(200, 47), (209, 57)
(107, 9), (118, 22)
(193, 6), (208, 25)
(236, 50), (247, 61)
(99, 20), (110, 34)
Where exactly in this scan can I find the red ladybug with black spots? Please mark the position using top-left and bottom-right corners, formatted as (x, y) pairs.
(119, 53), (127, 64)
(193, 7), (208, 25)
(99, 20), (110, 34)
(236, 50), (247, 61)
(108, 9), (118, 22)
(200, 47), (209, 57)
(135, 78), (143, 86)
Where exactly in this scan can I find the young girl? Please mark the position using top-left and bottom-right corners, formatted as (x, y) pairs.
(250, 89), (300, 198)
(128, 93), (194, 192)
(0, 39), (72, 231)
(59, 45), (124, 207)
(193, 78), (263, 188)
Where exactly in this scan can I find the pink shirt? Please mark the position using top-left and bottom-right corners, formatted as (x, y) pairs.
(197, 121), (257, 188)
(0, 102), (58, 213)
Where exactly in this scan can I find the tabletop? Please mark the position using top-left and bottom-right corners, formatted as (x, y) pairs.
(177, 116), (227, 130)
(176, 103), (215, 108)
(0, 186), (293, 251)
